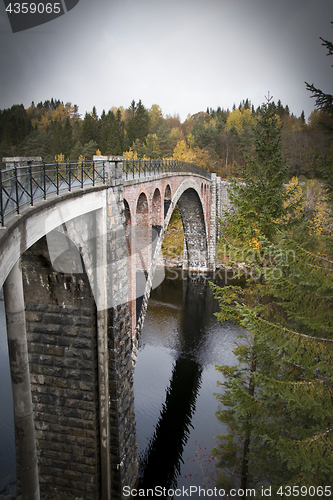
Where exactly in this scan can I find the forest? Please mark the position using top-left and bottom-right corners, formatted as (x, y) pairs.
(0, 94), (332, 182)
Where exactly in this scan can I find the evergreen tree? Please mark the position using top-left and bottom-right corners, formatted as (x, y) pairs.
(305, 24), (333, 206)
(126, 99), (150, 147)
(224, 98), (300, 242)
(81, 140), (98, 161)
(212, 97), (333, 494)
(305, 22), (333, 114)
(80, 110), (100, 146)
(213, 229), (333, 492)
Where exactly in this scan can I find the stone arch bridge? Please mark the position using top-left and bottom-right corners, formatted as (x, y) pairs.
(0, 157), (231, 500)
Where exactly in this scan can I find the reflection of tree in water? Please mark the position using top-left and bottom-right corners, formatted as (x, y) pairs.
(138, 274), (215, 492)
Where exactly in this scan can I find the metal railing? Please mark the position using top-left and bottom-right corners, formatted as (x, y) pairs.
(0, 158), (211, 227)
(123, 159), (211, 181)
(0, 161), (106, 227)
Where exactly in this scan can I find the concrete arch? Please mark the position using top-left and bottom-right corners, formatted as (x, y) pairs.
(0, 188), (107, 290)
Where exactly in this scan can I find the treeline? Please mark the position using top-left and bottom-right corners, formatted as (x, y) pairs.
(0, 96), (332, 179)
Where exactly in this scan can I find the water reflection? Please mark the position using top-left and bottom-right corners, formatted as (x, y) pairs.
(134, 272), (239, 495)
(139, 356), (202, 489)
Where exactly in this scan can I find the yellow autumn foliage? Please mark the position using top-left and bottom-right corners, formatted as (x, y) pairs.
(225, 107), (255, 132)
(284, 177), (332, 235)
(33, 103), (76, 132)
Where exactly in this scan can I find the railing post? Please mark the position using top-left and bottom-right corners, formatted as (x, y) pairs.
(56, 162), (59, 195)
(68, 161), (72, 191)
(29, 163), (33, 206)
(14, 162), (20, 215)
(81, 160), (84, 188)
(42, 162), (46, 200)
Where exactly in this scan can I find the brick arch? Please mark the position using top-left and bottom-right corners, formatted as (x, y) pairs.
(160, 179), (209, 272)
(175, 188), (208, 270)
(152, 188), (162, 227)
(135, 191), (151, 289)
(124, 198), (131, 228)
(136, 191), (149, 225)
(164, 184), (171, 200)
(164, 184), (172, 218)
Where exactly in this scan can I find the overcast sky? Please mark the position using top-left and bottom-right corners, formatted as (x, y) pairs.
(0, 0), (332, 122)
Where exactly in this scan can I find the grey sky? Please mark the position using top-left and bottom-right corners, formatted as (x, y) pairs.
(0, 0), (332, 122)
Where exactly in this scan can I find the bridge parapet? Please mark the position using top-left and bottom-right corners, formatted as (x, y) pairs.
(121, 158), (211, 181)
(0, 156), (211, 228)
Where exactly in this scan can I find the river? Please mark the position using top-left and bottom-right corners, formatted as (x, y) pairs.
(0, 271), (239, 496)
(134, 270), (239, 496)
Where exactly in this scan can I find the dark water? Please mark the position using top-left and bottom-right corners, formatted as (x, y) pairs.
(134, 272), (239, 496)
(0, 273), (239, 495)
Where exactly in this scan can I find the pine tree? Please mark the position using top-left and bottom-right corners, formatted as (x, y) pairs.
(212, 96), (333, 494)
(223, 97), (300, 243)
(126, 99), (150, 147)
(305, 22), (333, 114)
(213, 229), (333, 492)
(305, 24), (333, 206)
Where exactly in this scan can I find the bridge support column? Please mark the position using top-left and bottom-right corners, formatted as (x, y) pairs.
(216, 176), (222, 241)
(105, 160), (138, 499)
(95, 207), (112, 500)
(209, 173), (217, 270)
(3, 259), (40, 500)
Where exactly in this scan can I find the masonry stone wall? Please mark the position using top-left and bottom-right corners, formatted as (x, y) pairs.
(105, 184), (138, 499)
(218, 180), (235, 220)
(21, 236), (100, 499)
(177, 188), (208, 270)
